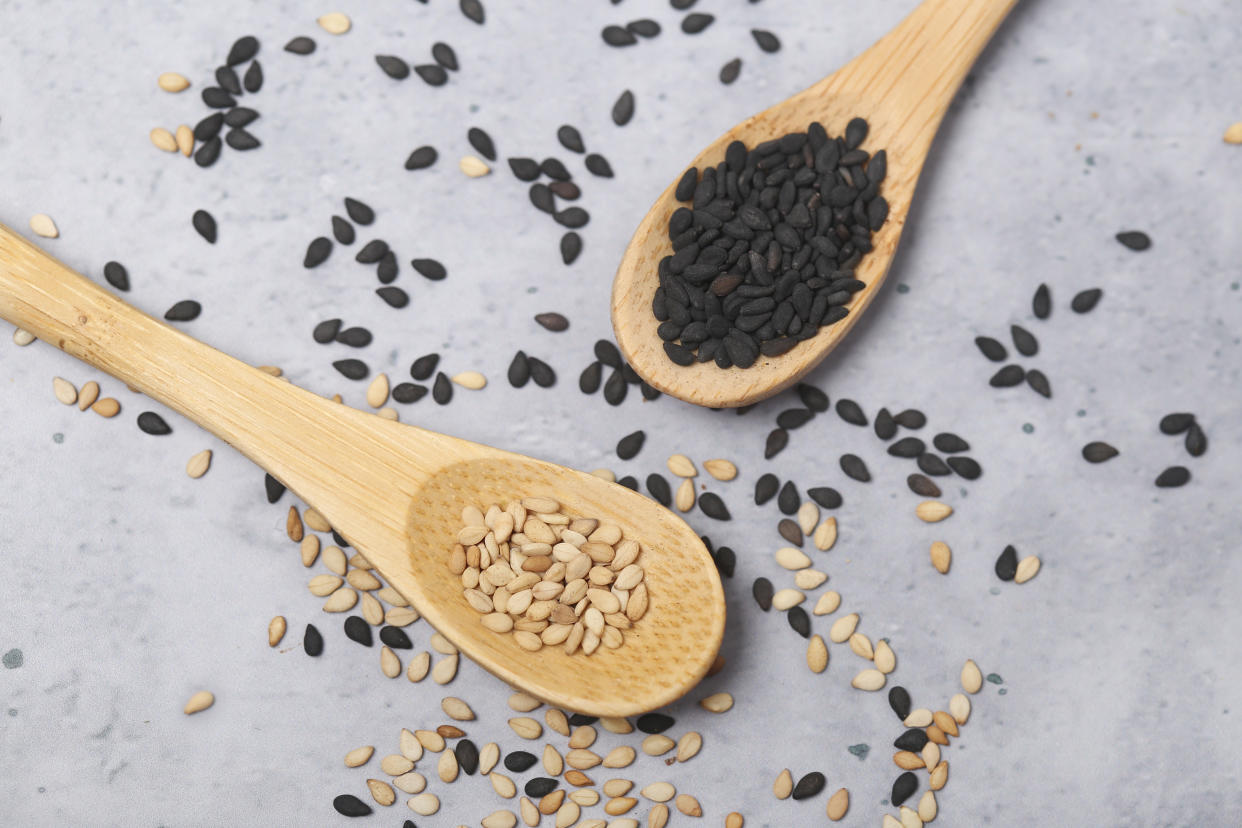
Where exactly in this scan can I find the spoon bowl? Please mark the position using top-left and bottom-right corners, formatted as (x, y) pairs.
(612, 0), (1017, 408)
(0, 223), (725, 716)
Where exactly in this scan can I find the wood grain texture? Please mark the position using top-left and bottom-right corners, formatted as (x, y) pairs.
(0, 223), (725, 716)
(612, 0), (1017, 408)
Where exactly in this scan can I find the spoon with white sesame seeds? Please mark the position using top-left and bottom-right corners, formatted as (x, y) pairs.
(612, 0), (1017, 408)
(0, 224), (725, 717)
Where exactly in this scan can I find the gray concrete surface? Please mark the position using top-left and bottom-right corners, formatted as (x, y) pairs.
(1, 0), (1240, 825)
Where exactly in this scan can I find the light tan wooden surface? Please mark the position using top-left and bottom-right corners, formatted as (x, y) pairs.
(0, 223), (726, 716)
(611, 0), (1018, 408)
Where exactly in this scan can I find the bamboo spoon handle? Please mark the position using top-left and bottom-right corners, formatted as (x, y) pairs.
(0, 223), (439, 542)
(827, 0), (1018, 160)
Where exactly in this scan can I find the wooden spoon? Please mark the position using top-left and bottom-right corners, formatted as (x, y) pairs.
(612, 0), (1018, 408)
(0, 224), (725, 716)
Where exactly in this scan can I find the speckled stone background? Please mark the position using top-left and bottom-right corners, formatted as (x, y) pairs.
(2, 0), (1241, 825)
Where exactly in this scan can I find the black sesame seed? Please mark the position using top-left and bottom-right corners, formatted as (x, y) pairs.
(103, 261), (129, 291)
(891, 772), (918, 808)
(508, 157), (540, 181)
(507, 351), (530, 388)
(243, 60), (263, 92)
(839, 453), (870, 482)
(807, 487), (842, 509)
(460, 0), (485, 24)
(225, 128), (260, 150)
(333, 359), (368, 380)
(787, 606), (811, 638)
(699, 492), (730, 520)
(504, 751), (536, 773)
(888, 686), (912, 720)
(603, 369), (628, 405)
(681, 12), (714, 33)
(1026, 369), (1052, 398)
(585, 153), (614, 178)
(226, 35), (259, 66)
(534, 312), (569, 332)
(528, 357), (556, 388)
(215, 65), (242, 95)
(332, 530), (349, 548)
(933, 433), (968, 453)
(344, 197), (375, 225)
(414, 64), (448, 85)
(719, 58), (742, 85)
(391, 383), (427, 404)
(755, 473), (779, 505)
(468, 127), (497, 161)
(894, 729), (929, 751)
(552, 181), (582, 201)
(751, 29), (781, 52)
(637, 713), (674, 734)
(433, 372), (452, 404)
(194, 136), (221, 167)
(578, 361), (602, 393)
(303, 237), (332, 268)
(1155, 466), (1190, 487)
(191, 209), (217, 244)
(456, 739), (479, 775)
(906, 474), (940, 497)
(284, 36), (316, 55)
(888, 436), (924, 458)
(616, 430), (645, 460)
(627, 18), (661, 37)
(343, 616), (372, 646)
(331, 216), (355, 245)
(835, 399), (867, 426)
(404, 145), (438, 170)
(602, 25), (638, 46)
(410, 353), (440, 380)
(778, 519), (802, 546)
(540, 158), (571, 181)
(556, 125), (585, 154)
(137, 411), (172, 435)
(164, 300), (202, 321)
(989, 364), (1025, 387)
(567, 714), (597, 727)
(617, 475), (638, 490)
(974, 336), (1007, 362)
(264, 473), (285, 503)
(714, 545), (736, 577)
(645, 474), (672, 506)
(376, 54), (409, 79)
(195, 113), (224, 141)
(555, 207), (589, 229)
(1033, 283), (1051, 319)
(558, 231), (583, 265)
(752, 577), (774, 611)
(376, 286), (408, 308)
(201, 86), (236, 108)
(1115, 230), (1151, 251)
(1159, 412), (1195, 435)
(995, 545), (1018, 581)
(844, 117), (868, 149)
(796, 383), (829, 412)
(868, 407), (895, 441)
(1185, 422), (1207, 457)
(1081, 441), (1119, 463)
(356, 239), (389, 264)
(946, 456), (981, 479)
(777, 481), (800, 515)
(612, 89), (635, 126)
(670, 0), (697, 7)
(332, 794), (371, 817)
(674, 167), (698, 201)
(1011, 324), (1038, 356)
(303, 623), (324, 656)
(593, 340), (621, 368)
(379, 626), (412, 649)
(765, 428), (789, 459)
(917, 452), (950, 476)
(776, 408), (814, 430)
(1071, 288), (1103, 313)
(223, 107), (257, 129)
(432, 42), (459, 70)
(409, 258), (447, 281)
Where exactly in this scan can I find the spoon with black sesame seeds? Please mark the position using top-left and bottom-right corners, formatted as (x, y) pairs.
(612, 0), (1017, 407)
(0, 224), (725, 717)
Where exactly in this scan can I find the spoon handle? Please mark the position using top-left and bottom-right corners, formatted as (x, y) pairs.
(833, 0), (1018, 158)
(0, 222), (431, 541)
